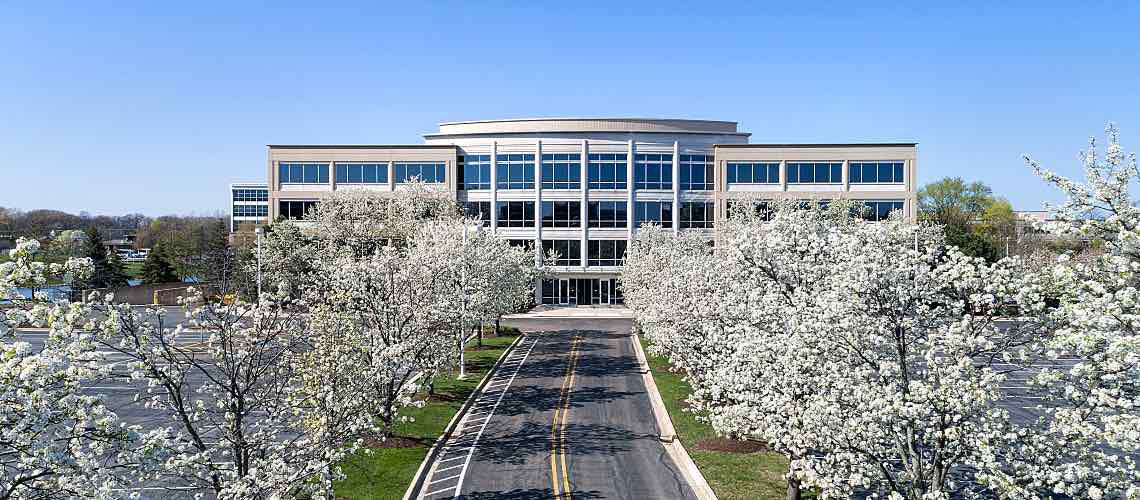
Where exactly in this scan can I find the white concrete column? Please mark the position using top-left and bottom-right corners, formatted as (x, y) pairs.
(535, 140), (543, 265)
(329, 161), (337, 192)
(672, 142), (680, 234)
(779, 160), (788, 192)
(387, 161), (395, 191)
(842, 159), (850, 193)
(490, 142), (498, 232)
(580, 140), (589, 268)
(627, 140), (635, 241)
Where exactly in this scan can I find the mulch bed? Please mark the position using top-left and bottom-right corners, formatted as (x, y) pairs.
(693, 438), (770, 453)
(362, 435), (430, 449)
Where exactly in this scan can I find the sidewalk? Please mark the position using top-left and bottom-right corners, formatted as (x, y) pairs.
(503, 304), (634, 319)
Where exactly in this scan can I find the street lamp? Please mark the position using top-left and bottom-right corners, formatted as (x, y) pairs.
(458, 222), (482, 379)
(254, 227), (263, 301)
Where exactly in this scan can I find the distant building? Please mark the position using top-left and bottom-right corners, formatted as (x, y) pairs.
(0, 223), (12, 251)
(230, 182), (270, 233)
(263, 117), (918, 305)
(102, 228), (137, 255)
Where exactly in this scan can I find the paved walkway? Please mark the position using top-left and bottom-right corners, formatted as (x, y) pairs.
(504, 305), (633, 320)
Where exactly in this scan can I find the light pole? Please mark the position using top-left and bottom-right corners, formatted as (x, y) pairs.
(255, 227), (263, 301)
(458, 222), (482, 379)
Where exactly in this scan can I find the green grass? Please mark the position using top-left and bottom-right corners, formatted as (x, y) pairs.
(641, 337), (793, 500)
(334, 329), (521, 500)
(123, 261), (144, 280)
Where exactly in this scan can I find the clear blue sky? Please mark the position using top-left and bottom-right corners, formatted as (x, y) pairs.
(2, 2), (1137, 216)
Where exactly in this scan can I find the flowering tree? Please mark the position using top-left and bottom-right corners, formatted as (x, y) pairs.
(0, 239), (139, 499)
(624, 194), (1140, 499)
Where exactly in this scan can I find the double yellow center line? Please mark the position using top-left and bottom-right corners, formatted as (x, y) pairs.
(551, 335), (582, 500)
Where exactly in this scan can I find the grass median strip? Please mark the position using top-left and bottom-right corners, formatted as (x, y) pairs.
(334, 329), (521, 500)
(640, 337), (793, 500)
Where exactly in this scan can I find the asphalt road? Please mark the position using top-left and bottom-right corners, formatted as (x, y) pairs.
(418, 318), (697, 500)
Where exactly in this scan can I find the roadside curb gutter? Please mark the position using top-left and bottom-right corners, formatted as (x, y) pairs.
(629, 326), (718, 500)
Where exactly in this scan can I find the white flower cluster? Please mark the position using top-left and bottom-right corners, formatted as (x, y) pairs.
(0, 188), (540, 498)
(625, 126), (1140, 500)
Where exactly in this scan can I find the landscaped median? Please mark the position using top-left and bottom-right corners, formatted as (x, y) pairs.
(639, 337), (794, 500)
(334, 328), (521, 500)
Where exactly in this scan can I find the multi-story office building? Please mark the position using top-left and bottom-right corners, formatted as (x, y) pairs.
(230, 182), (270, 234)
(265, 118), (917, 306)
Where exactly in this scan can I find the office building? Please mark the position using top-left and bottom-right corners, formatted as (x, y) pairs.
(264, 118), (917, 305)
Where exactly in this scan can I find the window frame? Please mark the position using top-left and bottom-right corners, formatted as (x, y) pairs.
(278, 163), (329, 185)
(587, 239), (627, 267)
(495, 154), (536, 190)
(635, 201), (673, 228)
(587, 201), (628, 228)
(334, 163), (389, 185)
(542, 239), (581, 266)
(726, 162), (780, 184)
(496, 201), (536, 228)
(541, 201), (582, 228)
(679, 155), (714, 191)
(634, 153), (673, 190)
(458, 155), (492, 190)
(786, 162), (843, 184)
(849, 161), (905, 184)
(394, 162), (446, 184)
(587, 153), (628, 190)
(680, 201), (715, 229)
(541, 153), (582, 190)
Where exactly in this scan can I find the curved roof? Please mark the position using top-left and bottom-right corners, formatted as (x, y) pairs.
(424, 117), (750, 138)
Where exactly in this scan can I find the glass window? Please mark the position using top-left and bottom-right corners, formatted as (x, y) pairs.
(394, 162), (446, 184)
(853, 200), (905, 221)
(635, 201), (673, 228)
(680, 202), (715, 229)
(541, 154), (582, 189)
(588, 201), (628, 228)
(849, 161), (905, 184)
(726, 162), (780, 184)
(232, 204), (268, 217)
(458, 155), (491, 190)
(334, 163), (388, 184)
(587, 153), (628, 190)
(679, 155), (714, 191)
(508, 239), (535, 251)
(542, 240), (581, 266)
(541, 201), (582, 228)
(634, 154), (673, 190)
(232, 189), (268, 201)
(496, 154), (535, 190)
(786, 162), (842, 184)
(496, 201), (535, 227)
(461, 201), (492, 226)
(278, 200), (318, 220)
(588, 240), (627, 267)
(278, 163), (329, 184)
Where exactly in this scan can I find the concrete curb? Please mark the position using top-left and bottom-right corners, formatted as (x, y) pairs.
(402, 334), (525, 500)
(629, 329), (718, 500)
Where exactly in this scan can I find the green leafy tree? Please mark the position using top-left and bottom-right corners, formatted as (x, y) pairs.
(141, 241), (179, 284)
(918, 177), (1011, 261)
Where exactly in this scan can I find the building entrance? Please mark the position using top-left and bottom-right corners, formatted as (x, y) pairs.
(541, 278), (623, 306)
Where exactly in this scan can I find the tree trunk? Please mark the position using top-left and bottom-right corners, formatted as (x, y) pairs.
(477, 322), (483, 347)
(786, 474), (802, 500)
(494, 317), (501, 337)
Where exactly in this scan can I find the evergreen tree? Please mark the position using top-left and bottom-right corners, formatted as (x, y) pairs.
(142, 241), (179, 284)
(198, 219), (237, 293)
(82, 227), (120, 288)
(105, 251), (131, 287)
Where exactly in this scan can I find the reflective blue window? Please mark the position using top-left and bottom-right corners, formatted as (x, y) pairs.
(588, 153), (628, 190)
(726, 162), (780, 184)
(496, 154), (535, 190)
(459, 155), (491, 190)
(334, 163), (388, 184)
(232, 204), (268, 217)
(279, 163), (329, 184)
(679, 155), (713, 191)
(541, 154), (581, 189)
(232, 188), (268, 201)
(394, 162), (446, 183)
(786, 162), (842, 184)
(634, 154), (673, 190)
(849, 161), (905, 184)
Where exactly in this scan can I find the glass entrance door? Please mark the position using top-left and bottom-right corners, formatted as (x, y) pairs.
(599, 279), (611, 304)
(558, 279), (573, 305)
